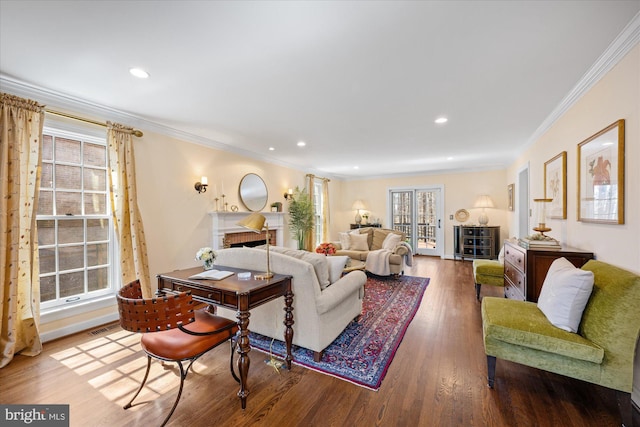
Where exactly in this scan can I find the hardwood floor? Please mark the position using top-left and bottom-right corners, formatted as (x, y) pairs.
(0, 256), (624, 426)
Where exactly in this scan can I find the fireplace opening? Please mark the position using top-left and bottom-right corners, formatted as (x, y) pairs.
(223, 230), (276, 249)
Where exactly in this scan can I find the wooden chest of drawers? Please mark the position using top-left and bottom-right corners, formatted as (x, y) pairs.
(503, 240), (594, 302)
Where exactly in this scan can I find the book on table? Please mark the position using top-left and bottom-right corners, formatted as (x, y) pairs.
(188, 269), (234, 280)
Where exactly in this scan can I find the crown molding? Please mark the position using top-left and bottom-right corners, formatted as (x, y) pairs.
(0, 75), (335, 181)
(525, 11), (640, 149)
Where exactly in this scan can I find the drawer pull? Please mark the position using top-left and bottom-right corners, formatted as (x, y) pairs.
(208, 293), (213, 298)
(176, 286), (183, 291)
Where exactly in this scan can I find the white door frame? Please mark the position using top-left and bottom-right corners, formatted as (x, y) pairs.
(387, 185), (444, 258)
(517, 163), (530, 239)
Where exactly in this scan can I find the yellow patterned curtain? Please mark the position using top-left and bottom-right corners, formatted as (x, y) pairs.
(321, 178), (330, 243)
(0, 93), (44, 368)
(305, 174), (316, 251)
(107, 122), (151, 297)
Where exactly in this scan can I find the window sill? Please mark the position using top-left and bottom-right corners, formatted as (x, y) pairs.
(40, 295), (117, 330)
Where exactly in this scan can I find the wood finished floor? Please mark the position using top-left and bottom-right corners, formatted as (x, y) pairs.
(0, 256), (623, 426)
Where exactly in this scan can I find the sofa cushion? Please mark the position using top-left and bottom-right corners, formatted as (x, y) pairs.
(537, 257), (594, 333)
(372, 228), (404, 250)
(473, 259), (504, 287)
(327, 255), (349, 284)
(358, 227), (375, 249)
(350, 233), (369, 251)
(339, 232), (351, 250)
(482, 297), (604, 364)
(267, 247), (331, 289)
(382, 232), (402, 251)
(335, 249), (368, 261)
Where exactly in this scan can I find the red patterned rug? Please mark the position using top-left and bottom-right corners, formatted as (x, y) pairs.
(249, 274), (429, 390)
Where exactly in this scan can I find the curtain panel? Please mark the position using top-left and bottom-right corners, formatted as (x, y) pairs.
(0, 93), (44, 368)
(107, 122), (151, 297)
(305, 174), (315, 251)
(321, 178), (330, 243)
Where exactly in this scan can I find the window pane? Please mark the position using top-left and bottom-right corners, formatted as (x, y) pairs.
(84, 193), (106, 214)
(41, 163), (53, 188)
(38, 190), (53, 215)
(39, 248), (56, 274)
(84, 143), (106, 167)
(42, 134), (53, 161)
(88, 268), (109, 292)
(40, 275), (56, 302)
(87, 243), (108, 266)
(55, 137), (81, 164)
(83, 168), (106, 191)
(59, 246), (84, 271)
(37, 220), (55, 245)
(59, 271), (84, 298)
(55, 164), (81, 190)
(87, 219), (108, 242)
(58, 219), (84, 244)
(55, 191), (82, 215)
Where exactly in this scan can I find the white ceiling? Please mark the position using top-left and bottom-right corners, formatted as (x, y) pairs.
(1, 1), (639, 179)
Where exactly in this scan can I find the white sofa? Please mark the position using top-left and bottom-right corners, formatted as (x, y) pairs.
(213, 247), (367, 361)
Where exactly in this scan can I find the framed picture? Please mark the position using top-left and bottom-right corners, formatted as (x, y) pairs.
(507, 184), (514, 211)
(577, 119), (625, 224)
(544, 151), (567, 219)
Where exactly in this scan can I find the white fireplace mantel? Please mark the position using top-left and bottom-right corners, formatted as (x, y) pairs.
(209, 211), (285, 251)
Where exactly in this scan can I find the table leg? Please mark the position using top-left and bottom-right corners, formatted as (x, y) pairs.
(283, 288), (294, 369)
(236, 307), (250, 409)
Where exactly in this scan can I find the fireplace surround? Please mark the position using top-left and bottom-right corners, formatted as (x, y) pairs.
(209, 212), (285, 251)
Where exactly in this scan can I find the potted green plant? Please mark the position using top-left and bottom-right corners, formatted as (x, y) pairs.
(287, 186), (315, 250)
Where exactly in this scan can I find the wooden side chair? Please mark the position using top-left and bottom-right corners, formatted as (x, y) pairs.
(116, 280), (239, 427)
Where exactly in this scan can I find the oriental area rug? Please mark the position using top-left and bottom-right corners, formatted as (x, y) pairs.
(249, 274), (430, 390)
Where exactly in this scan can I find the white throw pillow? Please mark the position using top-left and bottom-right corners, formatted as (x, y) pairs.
(339, 232), (351, 250)
(382, 232), (402, 251)
(349, 233), (369, 251)
(327, 256), (349, 284)
(537, 257), (594, 333)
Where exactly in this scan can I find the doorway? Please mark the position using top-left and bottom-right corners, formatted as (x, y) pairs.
(388, 186), (444, 257)
(518, 164), (530, 239)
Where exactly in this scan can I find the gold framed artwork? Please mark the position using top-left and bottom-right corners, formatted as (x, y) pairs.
(577, 119), (625, 224)
(507, 184), (514, 211)
(544, 151), (566, 219)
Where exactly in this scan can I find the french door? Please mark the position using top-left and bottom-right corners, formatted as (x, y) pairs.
(389, 186), (443, 257)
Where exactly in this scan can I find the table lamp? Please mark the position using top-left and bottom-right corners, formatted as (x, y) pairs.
(474, 195), (494, 225)
(237, 212), (273, 279)
(352, 200), (365, 225)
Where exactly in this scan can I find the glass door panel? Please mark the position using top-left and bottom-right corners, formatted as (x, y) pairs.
(391, 191), (413, 246)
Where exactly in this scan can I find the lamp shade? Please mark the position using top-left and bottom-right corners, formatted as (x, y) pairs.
(352, 200), (366, 211)
(237, 212), (266, 232)
(474, 195), (494, 209)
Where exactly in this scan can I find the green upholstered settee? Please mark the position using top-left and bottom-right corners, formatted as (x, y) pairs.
(472, 259), (504, 300)
(481, 260), (640, 426)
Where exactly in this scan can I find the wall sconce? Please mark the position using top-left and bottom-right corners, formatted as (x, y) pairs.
(284, 188), (293, 200)
(194, 176), (208, 194)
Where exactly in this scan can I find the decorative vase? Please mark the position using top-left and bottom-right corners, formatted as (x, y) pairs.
(203, 259), (214, 270)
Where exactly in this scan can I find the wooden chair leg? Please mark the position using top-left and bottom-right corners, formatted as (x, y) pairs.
(124, 356), (152, 409)
(230, 337), (240, 383)
(487, 355), (496, 388)
(616, 390), (632, 427)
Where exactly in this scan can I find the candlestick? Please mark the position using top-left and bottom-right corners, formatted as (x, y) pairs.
(221, 194), (226, 211)
(214, 197), (219, 212)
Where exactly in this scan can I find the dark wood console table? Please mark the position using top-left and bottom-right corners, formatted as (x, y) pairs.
(157, 266), (293, 409)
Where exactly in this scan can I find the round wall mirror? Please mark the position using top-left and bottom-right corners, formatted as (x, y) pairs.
(239, 173), (268, 212)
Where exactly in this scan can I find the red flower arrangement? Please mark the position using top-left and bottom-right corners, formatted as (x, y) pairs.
(315, 242), (337, 256)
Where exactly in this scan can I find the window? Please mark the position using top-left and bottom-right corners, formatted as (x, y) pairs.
(313, 180), (324, 245)
(37, 127), (116, 311)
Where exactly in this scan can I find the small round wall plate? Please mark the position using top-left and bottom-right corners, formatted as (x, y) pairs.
(455, 209), (469, 222)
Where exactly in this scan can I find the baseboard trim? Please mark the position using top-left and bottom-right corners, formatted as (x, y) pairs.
(40, 312), (119, 343)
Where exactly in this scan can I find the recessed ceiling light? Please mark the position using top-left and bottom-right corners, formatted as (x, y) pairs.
(447, 156), (454, 160)
(435, 117), (448, 124)
(353, 166), (359, 170)
(297, 141), (306, 147)
(129, 67), (149, 79)
(268, 147), (275, 151)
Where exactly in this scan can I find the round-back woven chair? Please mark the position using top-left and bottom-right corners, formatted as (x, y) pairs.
(117, 280), (239, 426)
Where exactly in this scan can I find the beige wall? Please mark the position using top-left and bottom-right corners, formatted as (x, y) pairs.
(507, 44), (639, 273)
(334, 169), (508, 257)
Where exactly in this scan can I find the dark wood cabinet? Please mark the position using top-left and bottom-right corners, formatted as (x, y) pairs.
(350, 223), (381, 229)
(454, 225), (500, 260)
(503, 239), (594, 302)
